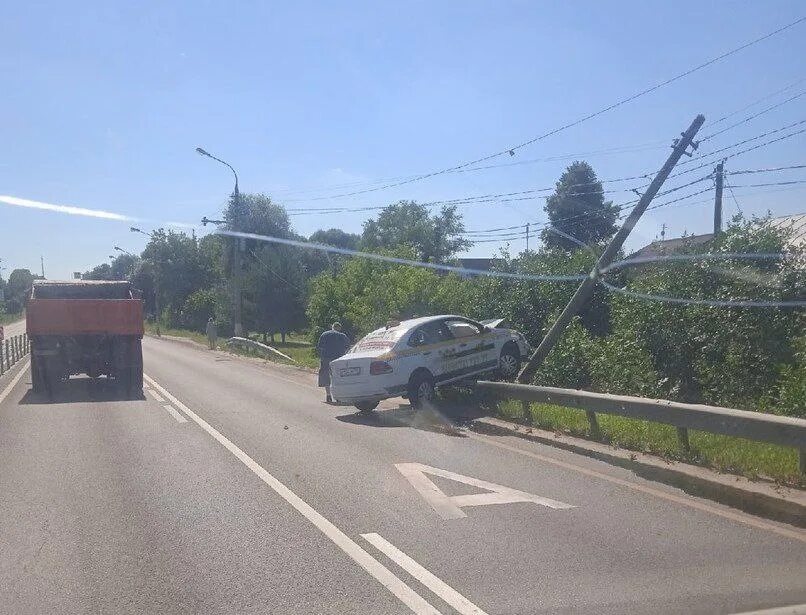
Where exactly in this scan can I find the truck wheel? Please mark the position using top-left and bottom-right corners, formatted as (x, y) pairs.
(113, 338), (131, 395)
(44, 358), (60, 398)
(128, 338), (143, 397)
(31, 354), (47, 393)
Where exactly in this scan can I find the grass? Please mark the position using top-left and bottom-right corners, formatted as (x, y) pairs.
(498, 399), (804, 487)
(0, 312), (23, 326)
(145, 323), (319, 369)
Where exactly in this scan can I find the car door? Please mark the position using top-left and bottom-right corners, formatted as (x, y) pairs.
(405, 321), (454, 383)
(441, 317), (497, 381)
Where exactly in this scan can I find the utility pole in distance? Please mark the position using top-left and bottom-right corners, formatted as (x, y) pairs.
(525, 223), (530, 252)
(713, 161), (724, 237)
(518, 114), (705, 383)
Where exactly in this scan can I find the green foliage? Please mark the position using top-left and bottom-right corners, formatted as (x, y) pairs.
(361, 201), (471, 262)
(542, 161), (619, 250)
(604, 216), (804, 409)
(82, 263), (113, 280)
(4, 269), (37, 313)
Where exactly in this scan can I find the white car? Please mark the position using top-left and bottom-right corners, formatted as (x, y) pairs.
(329, 315), (531, 412)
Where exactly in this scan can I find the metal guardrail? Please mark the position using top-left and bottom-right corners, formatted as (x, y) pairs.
(477, 381), (806, 475)
(226, 337), (296, 363)
(0, 334), (30, 376)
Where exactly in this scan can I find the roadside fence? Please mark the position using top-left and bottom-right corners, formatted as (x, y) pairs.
(0, 334), (30, 376)
(476, 381), (806, 476)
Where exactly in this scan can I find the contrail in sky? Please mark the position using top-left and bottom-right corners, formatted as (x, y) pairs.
(0, 194), (134, 221)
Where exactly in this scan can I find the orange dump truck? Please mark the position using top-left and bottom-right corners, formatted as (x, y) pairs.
(26, 280), (144, 396)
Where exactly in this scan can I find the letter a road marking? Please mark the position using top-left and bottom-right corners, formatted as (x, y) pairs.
(395, 463), (574, 520)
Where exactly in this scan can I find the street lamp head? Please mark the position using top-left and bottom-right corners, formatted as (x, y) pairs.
(130, 226), (141, 233)
(114, 246), (122, 251)
(196, 147), (211, 157)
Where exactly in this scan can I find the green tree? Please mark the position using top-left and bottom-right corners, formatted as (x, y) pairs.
(5, 269), (37, 312)
(82, 263), (113, 280)
(309, 228), (360, 250)
(307, 228), (361, 277)
(542, 161), (618, 250)
(110, 254), (139, 280)
(361, 201), (471, 262)
(248, 243), (307, 342)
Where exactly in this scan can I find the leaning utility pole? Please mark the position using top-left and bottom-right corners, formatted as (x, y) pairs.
(518, 114), (705, 383)
(713, 161), (724, 236)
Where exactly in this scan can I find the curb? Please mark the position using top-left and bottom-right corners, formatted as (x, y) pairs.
(472, 416), (806, 528)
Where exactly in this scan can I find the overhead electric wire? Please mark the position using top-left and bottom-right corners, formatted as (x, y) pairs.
(727, 164), (806, 175)
(726, 179), (743, 213)
(274, 16), (806, 203)
(709, 75), (806, 126)
(698, 90), (806, 142)
(728, 179), (806, 188)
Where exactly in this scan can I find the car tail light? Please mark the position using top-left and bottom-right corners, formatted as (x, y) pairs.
(370, 361), (393, 375)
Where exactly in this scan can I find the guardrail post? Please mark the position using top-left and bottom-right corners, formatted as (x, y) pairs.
(520, 400), (532, 425)
(586, 410), (601, 440)
(0, 341), (4, 375)
(11, 337), (17, 364)
(799, 449), (805, 476)
(3, 340), (8, 371)
(677, 427), (690, 454)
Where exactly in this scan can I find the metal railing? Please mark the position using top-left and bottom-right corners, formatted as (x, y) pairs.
(0, 334), (30, 376)
(476, 381), (806, 475)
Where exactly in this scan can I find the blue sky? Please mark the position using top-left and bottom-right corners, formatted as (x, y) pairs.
(1, 1), (805, 279)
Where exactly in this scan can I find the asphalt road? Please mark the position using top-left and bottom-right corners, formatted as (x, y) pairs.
(0, 335), (804, 614)
(1, 317), (26, 339)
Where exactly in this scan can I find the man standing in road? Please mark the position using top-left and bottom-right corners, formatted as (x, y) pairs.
(206, 317), (218, 350)
(317, 322), (350, 403)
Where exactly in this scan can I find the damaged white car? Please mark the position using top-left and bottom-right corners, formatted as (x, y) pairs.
(329, 315), (531, 412)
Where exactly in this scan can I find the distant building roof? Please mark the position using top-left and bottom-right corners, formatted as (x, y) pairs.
(765, 213), (806, 248)
(456, 258), (502, 271)
(629, 233), (714, 259)
(453, 257), (505, 278)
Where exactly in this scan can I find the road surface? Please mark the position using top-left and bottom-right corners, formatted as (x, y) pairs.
(0, 335), (804, 614)
(1, 317), (26, 339)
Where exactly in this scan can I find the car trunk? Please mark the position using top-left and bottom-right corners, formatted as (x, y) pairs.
(329, 348), (388, 385)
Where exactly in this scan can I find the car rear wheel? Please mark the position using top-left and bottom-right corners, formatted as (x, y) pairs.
(408, 371), (435, 409)
(497, 344), (521, 381)
(354, 400), (379, 414)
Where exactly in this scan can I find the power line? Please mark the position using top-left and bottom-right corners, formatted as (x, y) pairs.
(699, 90), (806, 142)
(727, 164), (806, 175)
(275, 16), (806, 203)
(709, 75), (806, 125)
(726, 180), (743, 213)
(280, 77), (806, 199)
(728, 179), (806, 188)
(670, 120), (806, 178)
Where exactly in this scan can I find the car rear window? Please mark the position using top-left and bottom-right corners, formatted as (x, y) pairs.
(352, 327), (408, 352)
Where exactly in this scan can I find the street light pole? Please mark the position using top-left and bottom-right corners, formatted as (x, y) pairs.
(114, 246), (137, 278)
(196, 147), (243, 337)
(130, 227), (161, 337)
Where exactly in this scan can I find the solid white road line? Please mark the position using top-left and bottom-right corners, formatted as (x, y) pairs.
(142, 374), (441, 615)
(0, 361), (30, 406)
(468, 432), (806, 544)
(146, 388), (166, 403)
(161, 403), (188, 423)
(362, 533), (489, 615)
(733, 604), (806, 614)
